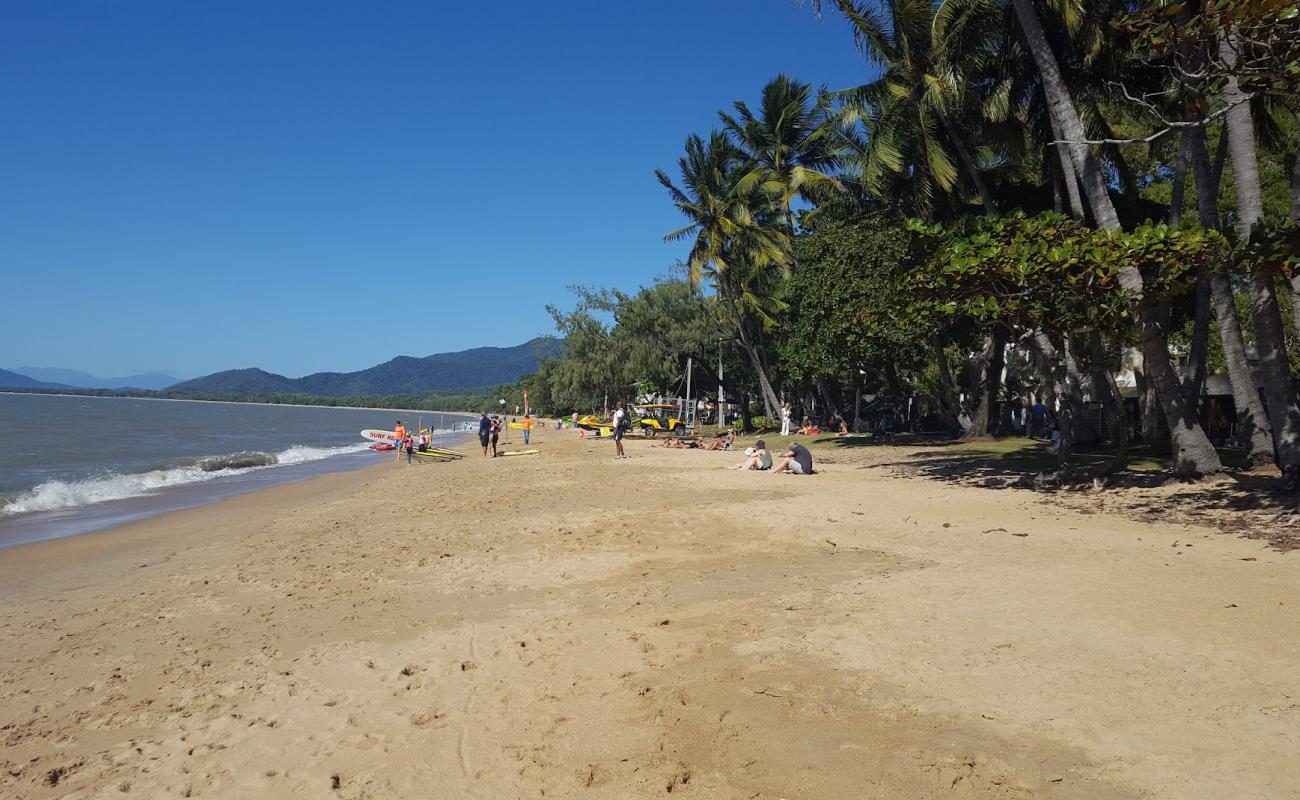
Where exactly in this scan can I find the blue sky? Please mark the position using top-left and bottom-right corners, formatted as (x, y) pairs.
(1, 1), (873, 378)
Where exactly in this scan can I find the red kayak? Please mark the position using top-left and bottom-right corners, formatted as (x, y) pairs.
(369, 443), (397, 451)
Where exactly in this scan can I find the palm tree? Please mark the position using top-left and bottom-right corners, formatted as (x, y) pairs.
(656, 132), (789, 419)
(719, 74), (840, 237)
(824, 0), (1000, 218)
(1216, 31), (1300, 478)
(1008, 0), (1224, 476)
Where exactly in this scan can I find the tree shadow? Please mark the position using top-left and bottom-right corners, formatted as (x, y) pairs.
(818, 432), (961, 448)
(863, 442), (1298, 552)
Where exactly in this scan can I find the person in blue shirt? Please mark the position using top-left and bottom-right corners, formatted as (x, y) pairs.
(478, 412), (491, 458)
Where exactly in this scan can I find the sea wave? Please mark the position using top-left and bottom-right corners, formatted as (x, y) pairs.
(1, 443), (370, 515)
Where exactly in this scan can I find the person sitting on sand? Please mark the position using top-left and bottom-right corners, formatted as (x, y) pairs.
(702, 429), (735, 451)
(734, 440), (772, 470)
(772, 441), (814, 475)
(836, 419), (850, 437)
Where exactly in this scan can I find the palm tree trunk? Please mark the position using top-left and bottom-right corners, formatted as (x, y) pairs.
(1062, 336), (1091, 445)
(1011, 0), (1223, 475)
(1047, 117), (1086, 222)
(1219, 33), (1300, 476)
(1186, 121), (1274, 463)
(931, 337), (969, 433)
(967, 324), (1007, 437)
(1183, 273), (1211, 406)
(1089, 332), (1128, 473)
(1031, 330), (1073, 466)
(940, 116), (998, 213)
(1211, 127), (1229, 203)
(1169, 131), (1190, 226)
(724, 299), (780, 421)
(1288, 134), (1300, 349)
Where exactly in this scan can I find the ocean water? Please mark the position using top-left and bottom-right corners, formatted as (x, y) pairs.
(0, 393), (473, 549)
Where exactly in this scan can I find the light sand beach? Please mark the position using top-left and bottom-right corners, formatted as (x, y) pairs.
(2, 428), (1297, 799)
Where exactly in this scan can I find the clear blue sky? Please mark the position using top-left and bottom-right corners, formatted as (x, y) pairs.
(1, 1), (873, 378)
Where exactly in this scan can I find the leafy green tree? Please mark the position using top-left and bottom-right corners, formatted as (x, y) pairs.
(781, 213), (926, 395)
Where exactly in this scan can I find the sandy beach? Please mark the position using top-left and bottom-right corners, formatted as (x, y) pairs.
(2, 428), (1297, 799)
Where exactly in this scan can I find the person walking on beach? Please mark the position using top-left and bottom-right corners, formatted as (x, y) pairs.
(404, 435), (415, 464)
(393, 420), (407, 462)
(611, 402), (628, 460)
(780, 402), (792, 436)
(490, 415), (501, 457)
(522, 414), (533, 445)
(478, 412), (491, 457)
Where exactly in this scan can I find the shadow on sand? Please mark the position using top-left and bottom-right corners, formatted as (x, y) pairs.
(825, 435), (1298, 551)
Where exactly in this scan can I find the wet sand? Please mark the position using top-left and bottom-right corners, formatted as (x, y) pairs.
(2, 428), (1297, 798)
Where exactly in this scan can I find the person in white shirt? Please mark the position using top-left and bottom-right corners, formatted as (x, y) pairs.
(611, 402), (627, 460)
(780, 402), (792, 436)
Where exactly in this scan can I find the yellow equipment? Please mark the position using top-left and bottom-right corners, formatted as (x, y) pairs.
(632, 404), (690, 437)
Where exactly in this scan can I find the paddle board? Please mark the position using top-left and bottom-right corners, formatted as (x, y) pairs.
(414, 448), (464, 459)
(411, 450), (456, 461)
(496, 449), (540, 457)
(361, 429), (402, 444)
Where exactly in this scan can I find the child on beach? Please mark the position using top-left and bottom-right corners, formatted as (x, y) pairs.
(522, 414), (533, 445)
(404, 435), (415, 464)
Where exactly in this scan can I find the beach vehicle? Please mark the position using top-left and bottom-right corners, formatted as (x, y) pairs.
(632, 404), (689, 437)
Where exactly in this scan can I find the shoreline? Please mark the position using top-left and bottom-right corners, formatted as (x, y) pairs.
(0, 434), (476, 553)
(2, 431), (1296, 798)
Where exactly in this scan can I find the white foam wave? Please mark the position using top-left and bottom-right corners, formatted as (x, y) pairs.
(2, 442), (371, 516)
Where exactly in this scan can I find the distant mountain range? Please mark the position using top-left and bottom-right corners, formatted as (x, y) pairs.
(168, 337), (564, 396)
(0, 368), (70, 390)
(10, 367), (181, 391)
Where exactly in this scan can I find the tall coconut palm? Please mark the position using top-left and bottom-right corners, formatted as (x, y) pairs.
(824, 0), (1000, 218)
(719, 74), (841, 238)
(656, 132), (788, 419)
(1217, 32), (1300, 478)
(1185, 122), (1275, 464)
(1008, 0), (1224, 475)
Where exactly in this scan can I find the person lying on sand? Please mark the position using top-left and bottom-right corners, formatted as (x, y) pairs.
(702, 430), (735, 451)
(734, 440), (772, 470)
(657, 437), (701, 449)
(772, 441), (814, 475)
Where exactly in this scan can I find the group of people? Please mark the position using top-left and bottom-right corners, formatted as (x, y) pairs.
(477, 411), (536, 457)
(648, 424), (815, 474)
(733, 439), (815, 474)
(780, 402), (850, 438)
(390, 420), (448, 464)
